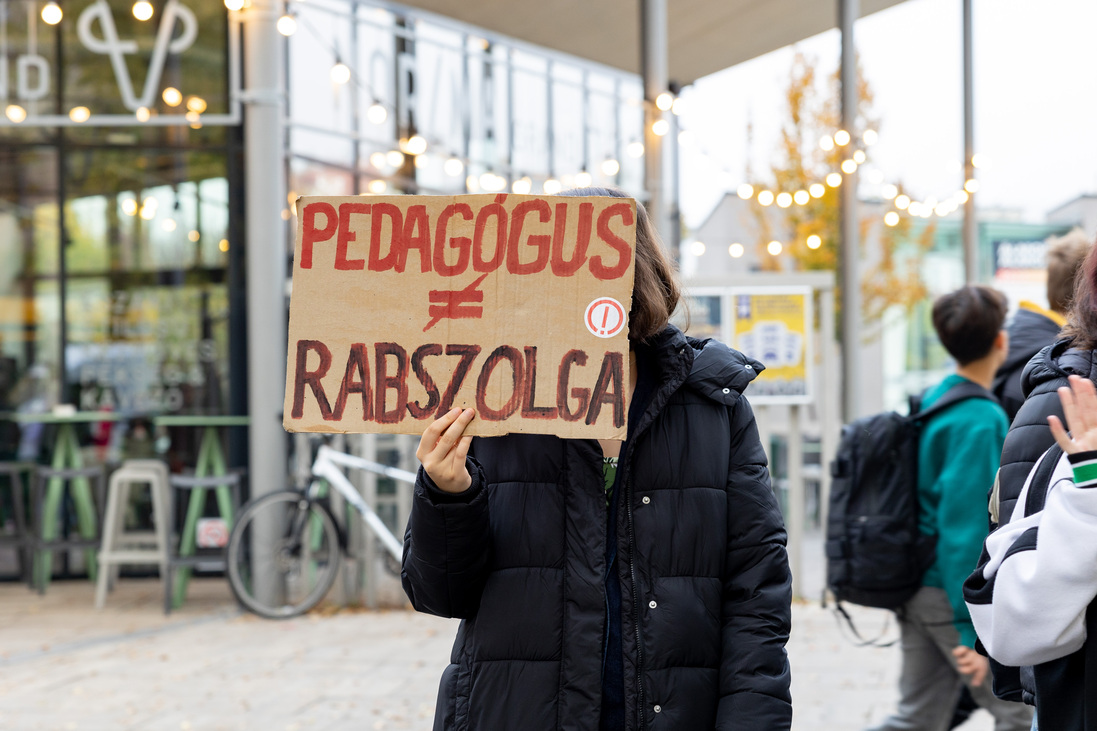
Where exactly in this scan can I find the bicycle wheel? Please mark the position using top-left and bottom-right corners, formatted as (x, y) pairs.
(226, 490), (341, 619)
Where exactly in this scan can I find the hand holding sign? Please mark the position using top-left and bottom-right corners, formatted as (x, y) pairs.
(416, 407), (476, 493)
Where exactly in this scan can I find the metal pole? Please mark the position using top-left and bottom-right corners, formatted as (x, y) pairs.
(962, 0), (978, 283)
(640, 0), (669, 243)
(787, 405), (804, 599)
(242, 0), (288, 602)
(839, 0), (861, 422)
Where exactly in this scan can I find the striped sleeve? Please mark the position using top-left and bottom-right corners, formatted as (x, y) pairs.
(964, 449), (1097, 666)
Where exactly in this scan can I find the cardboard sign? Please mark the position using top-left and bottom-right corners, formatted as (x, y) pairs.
(283, 194), (636, 440)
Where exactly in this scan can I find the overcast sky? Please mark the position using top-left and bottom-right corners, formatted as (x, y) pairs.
(677, 0), (1097, 228)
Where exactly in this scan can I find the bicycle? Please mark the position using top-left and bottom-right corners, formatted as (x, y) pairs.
(225, 443), (415, 619)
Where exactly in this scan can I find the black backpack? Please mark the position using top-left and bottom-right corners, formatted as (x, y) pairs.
(826, 381), (996, 611)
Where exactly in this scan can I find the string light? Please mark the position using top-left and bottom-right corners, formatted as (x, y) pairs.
(41, 1), (62, 24)
(465, 175), (480, 192)
(655, 92), (674, 111)
(331, 62), (351, 85)
(841, 159), (857, 174)
(188, 230), (201, 242)
(414, 154), (429, 169)
(132, 1), (154, 21)
(385, 150), (405, 167)
(601, 158), (620, 176)
(135, 106), (151, 122)
(512, 177), (532, 195)
(862, 129), (878, 146)
(881, 183), (898, 200)
(690, 241), (706, 257)
(369, 152), (387, 169)
(767, 240), (783, 256)
(793, 190), (809, 206)
(729, 243), (744, 258)
(121, 199), (138, 216)
(852, 150), (866, 164)
(775, 192), (792, 208)
(834, 130), (851, 146)
(543, 178), (562, 195)
(575, 170), (592, 188)
(368, 180), (388, 194)
(894, 194), (911, 210)
(277, 14), (298, 36)
(69, 106), (90, 123)
(809, 183), (825, 198)
(826, 173), (842, 187)
(757, 190), (775, 206)
(367, 102), (387, 125)
(884, 211), (900, 226)
(819, 135), (834, 151)
(444, 157), (464, 176)
(651, 119), (670, 136)
(737, 184), (754, 200)
(401, 135), (427, 155)
(224, 0), (245, 10)
(806, 234), (822, 249)
(964, 179), (980, 193)
(162, 87), (183, 106)
(5, 105), (27, 123)
(186, 97), (207, 114)
(627, 141), (645, 158)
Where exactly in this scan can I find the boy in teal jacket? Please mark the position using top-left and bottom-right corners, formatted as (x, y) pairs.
(867, 286), (1032, 731)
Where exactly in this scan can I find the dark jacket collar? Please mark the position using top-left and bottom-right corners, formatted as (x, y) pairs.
(633, 325), (764, 407)
(1021, 339), (1097, 398)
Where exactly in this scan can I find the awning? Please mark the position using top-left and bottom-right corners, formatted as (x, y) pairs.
(394, 0), (908, 84)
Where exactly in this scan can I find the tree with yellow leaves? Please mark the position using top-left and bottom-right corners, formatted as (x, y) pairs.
(747, 52), (934, 326)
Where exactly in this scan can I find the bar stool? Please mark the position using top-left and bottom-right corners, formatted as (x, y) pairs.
(165, 471), (241, 614)
(30, 464), (105, 594)
(0, 461), (34, 585)
(95, 460), (171, 609)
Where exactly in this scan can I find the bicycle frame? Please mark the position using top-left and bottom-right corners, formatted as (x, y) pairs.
(308, 444), (415, 563)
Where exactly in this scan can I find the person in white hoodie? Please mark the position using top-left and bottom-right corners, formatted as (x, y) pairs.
(964, 374), (1097, 731)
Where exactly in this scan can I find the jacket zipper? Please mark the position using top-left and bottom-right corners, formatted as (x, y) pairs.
(624, 469), (645, 727)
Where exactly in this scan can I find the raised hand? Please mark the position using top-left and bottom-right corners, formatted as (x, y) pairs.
(416, 408), (476, 494)
(1048, 375), (1097, 455)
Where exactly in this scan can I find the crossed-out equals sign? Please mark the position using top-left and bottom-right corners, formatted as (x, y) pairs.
(423, 273), (490, 332)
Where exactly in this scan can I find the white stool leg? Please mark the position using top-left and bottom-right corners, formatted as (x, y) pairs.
(109, 479), (133, 588)
(96, 475), (124, 609)
(151, 474), (171, 589)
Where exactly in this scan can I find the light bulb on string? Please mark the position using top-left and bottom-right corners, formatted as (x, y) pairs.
(964, 179), (980, 193)
(757, 190), (774, 206)
(655, 92), (674, 111)
(366, 102), (387, 125)
(862, 129), (878, 146)
(793, 190), (809, 206)
(884, 211), (900, 226)
(543, 178), (562, 195)
(894, 194), (911, 210)
(331, 62), (351, 85)
(444, 157), (464, 177)
(767, 240), (783, 256)
(834, 130), (851, 146)
(69, 106), (90, 123)
(841, 159), (857, 174)
(512, 177), (532, 195)
(819, 135), (834, 152)
(881, 183), (898, 200)
(601, 158), (620, 176)
(729, 243), (744, 258)
(369, 152), (387, 169)
(133, 1), (154, 21)
(368, 180), (388, 194)
(776, 192), (792, 208)
(737, 184), (754, 200)
(400, 135), (427, 156)
(277, 14), (298, 36)
(224, 0), (245, 10)
(826, 173), (843, 187)
(651, 119), (669, 136)
(41, 1), (62, 24)
(627, 141), (644, 158)
(809, 183), (825, 198)
(806, 234), (822, 249)
(5, 105), (27, 123)
(386, 150), (405, 168)
(690, 241), (706, 257)
(853, 150), (866, 164)
(575, 170), (593, 188)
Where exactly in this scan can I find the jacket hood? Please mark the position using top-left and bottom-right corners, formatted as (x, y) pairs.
(684, 336), (765, 405)
(1021, 339), (1097, 398)
(1001, 308), (1064, 375)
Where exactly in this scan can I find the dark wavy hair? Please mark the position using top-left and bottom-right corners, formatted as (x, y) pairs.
(557, 187), (681, 342)
(1060, 233), (1097, 349)
(931, 285), (1008, 366)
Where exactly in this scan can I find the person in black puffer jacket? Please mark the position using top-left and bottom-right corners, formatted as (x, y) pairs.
(974, 237), (1097, 728)
(402, 187), (793, 731)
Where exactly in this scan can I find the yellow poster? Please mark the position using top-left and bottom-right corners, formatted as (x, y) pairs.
(731, 289), (812, 404)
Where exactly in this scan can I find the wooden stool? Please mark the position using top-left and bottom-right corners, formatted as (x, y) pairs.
(95, 460), (171, 609)
(30, 465), (105, 593)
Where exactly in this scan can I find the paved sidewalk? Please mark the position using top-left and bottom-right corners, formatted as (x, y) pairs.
(0, 575), (1000, 731)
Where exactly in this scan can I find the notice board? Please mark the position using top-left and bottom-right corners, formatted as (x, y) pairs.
(283, 194), (636, 440)
(731, 288), (813, 405)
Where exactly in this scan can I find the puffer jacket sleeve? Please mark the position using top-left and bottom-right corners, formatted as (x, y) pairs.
(401, 456), (492, 618)
(996, 386), (1062, 526)
(715, 397), (793, 730)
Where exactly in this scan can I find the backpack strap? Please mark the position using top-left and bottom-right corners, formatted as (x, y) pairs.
(910, 381), (996, 423)
(1022, 443), (1065, 517)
